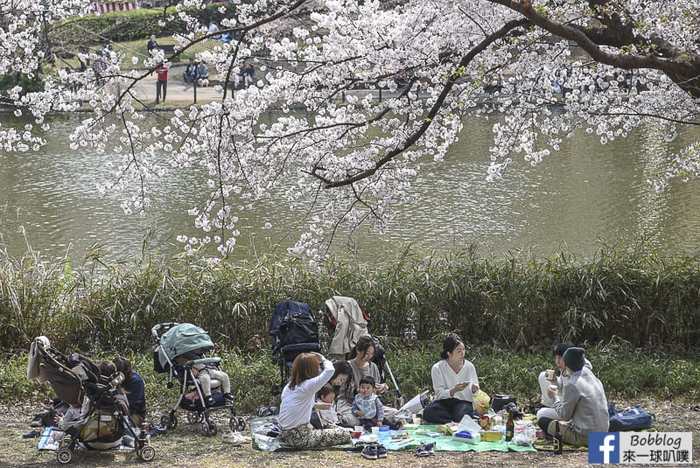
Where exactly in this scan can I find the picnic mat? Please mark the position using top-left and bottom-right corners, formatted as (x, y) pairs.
(382, 425), (536, 452)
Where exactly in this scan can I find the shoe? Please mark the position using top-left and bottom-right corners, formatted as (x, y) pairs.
(361, 444), (378, 460)
(376, 444), (387, 459)
(205, 395), (216, 407)
(22, 430), (41, 439)
(415, 442), (435, 457)
(223, 393), (235, 403)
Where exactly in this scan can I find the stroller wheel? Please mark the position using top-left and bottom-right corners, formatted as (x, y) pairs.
(186, 412), (203, 425)
(138, 445), (156, 462)
(56, 447), (73, 464)
(161, 412), (177, 430)
(229, 417), (246, 432)
(201, 419), (217, 436)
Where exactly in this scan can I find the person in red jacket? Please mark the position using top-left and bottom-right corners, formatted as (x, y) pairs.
(155, 63), (168, 104)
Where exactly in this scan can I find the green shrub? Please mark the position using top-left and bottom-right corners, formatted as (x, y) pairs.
(1, 244), (700, 354)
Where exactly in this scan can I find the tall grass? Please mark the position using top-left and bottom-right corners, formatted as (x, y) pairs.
(1, 244), (699, 354)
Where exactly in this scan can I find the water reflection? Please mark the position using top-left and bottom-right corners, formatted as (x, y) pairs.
(0, 113), (699, 263)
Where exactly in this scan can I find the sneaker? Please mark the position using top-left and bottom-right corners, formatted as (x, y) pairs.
(205, 395), (216, 407)
(415, 442), (435, 457)
(223, 393), (235, 403)
(361, 444), (378, 460)
(376, 444), (387, 459)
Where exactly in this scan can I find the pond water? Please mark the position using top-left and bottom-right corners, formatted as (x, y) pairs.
(1, 112), (699, 263)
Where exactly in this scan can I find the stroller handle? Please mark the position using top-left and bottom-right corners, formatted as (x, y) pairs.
(151, 322), (179, 340)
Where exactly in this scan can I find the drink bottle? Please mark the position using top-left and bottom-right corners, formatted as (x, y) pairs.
(505, 413), (514, 442)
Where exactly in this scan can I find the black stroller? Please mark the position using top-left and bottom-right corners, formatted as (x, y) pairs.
(152, 322), (246, 436)
(29, 338), (155, 464)
(269, 300), (321, 388)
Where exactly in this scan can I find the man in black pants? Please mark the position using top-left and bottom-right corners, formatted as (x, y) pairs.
(155, 63), (168, 104)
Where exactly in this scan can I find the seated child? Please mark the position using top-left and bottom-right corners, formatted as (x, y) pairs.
(175, 353), (234, 407)
(99, 361), (130, 415)
(314, 384), (339, 428)
(352, 376), (384, 430)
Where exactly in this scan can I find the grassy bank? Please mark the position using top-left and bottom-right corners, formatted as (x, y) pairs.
(50, 3), (237, 46)
(1, 245), (700, 354)
(1, 344), (698, 412)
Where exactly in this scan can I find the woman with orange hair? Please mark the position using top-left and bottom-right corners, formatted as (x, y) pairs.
(278, 352), (351, 449)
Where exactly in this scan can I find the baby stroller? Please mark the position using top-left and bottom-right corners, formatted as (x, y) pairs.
(28, 337), (155, 464)
(151, 323), (246, 436)
(321, 296), (404, 407)
(269, 300), (321, 388)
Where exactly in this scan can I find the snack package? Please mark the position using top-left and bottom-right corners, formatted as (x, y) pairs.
(473, 390), (491, 415)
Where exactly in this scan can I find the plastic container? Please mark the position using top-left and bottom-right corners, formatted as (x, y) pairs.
(481, 430), (502, 442)
(453, 430), (480, 444)
(378, 425), (391, 441)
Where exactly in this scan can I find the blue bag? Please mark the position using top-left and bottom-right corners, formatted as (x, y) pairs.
(608, 403), (654, 431)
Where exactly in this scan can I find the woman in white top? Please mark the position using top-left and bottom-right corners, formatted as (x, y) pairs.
(278, 352), (351, 449)
(422, 333), (480, 424)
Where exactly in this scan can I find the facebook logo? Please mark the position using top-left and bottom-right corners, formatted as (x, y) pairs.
(589, 432), (620, 464)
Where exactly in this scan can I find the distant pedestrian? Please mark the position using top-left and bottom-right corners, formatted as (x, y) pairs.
(239, 62), (255, 88)
(155, 63), (168, 104)
(147, 35), (159, 54)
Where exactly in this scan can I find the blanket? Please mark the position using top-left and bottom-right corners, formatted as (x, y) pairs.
(382, 424), (536, 452)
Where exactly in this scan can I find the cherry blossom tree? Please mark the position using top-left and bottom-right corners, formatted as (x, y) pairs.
(1, 0), (698, 261)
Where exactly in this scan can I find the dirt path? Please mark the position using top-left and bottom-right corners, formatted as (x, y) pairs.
(129, 65), (412, 107)
(1, 399), (698, 467)
(131, 66), (224, 105)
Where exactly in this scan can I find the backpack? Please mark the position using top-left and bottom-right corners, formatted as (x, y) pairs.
(279, 309), (319, 350)
(269, 301), (319, 354)
(608, 403), (654, 431)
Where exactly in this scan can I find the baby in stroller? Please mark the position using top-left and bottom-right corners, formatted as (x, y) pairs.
(152, 322), (245, 436)
(27, 337), (155, 464)
(175, 350), (234, 407)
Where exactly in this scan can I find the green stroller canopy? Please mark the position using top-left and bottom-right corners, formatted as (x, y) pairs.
(158, 323), (214, 367)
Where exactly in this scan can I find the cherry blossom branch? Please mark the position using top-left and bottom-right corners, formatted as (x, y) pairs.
(310, 18), (529, 189)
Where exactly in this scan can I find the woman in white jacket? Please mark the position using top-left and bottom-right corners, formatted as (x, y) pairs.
(278, 353), (351, 449)
(422, 334), (480, 424)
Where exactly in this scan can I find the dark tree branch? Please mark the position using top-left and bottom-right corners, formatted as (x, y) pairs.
(489, 0), (700, 97)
